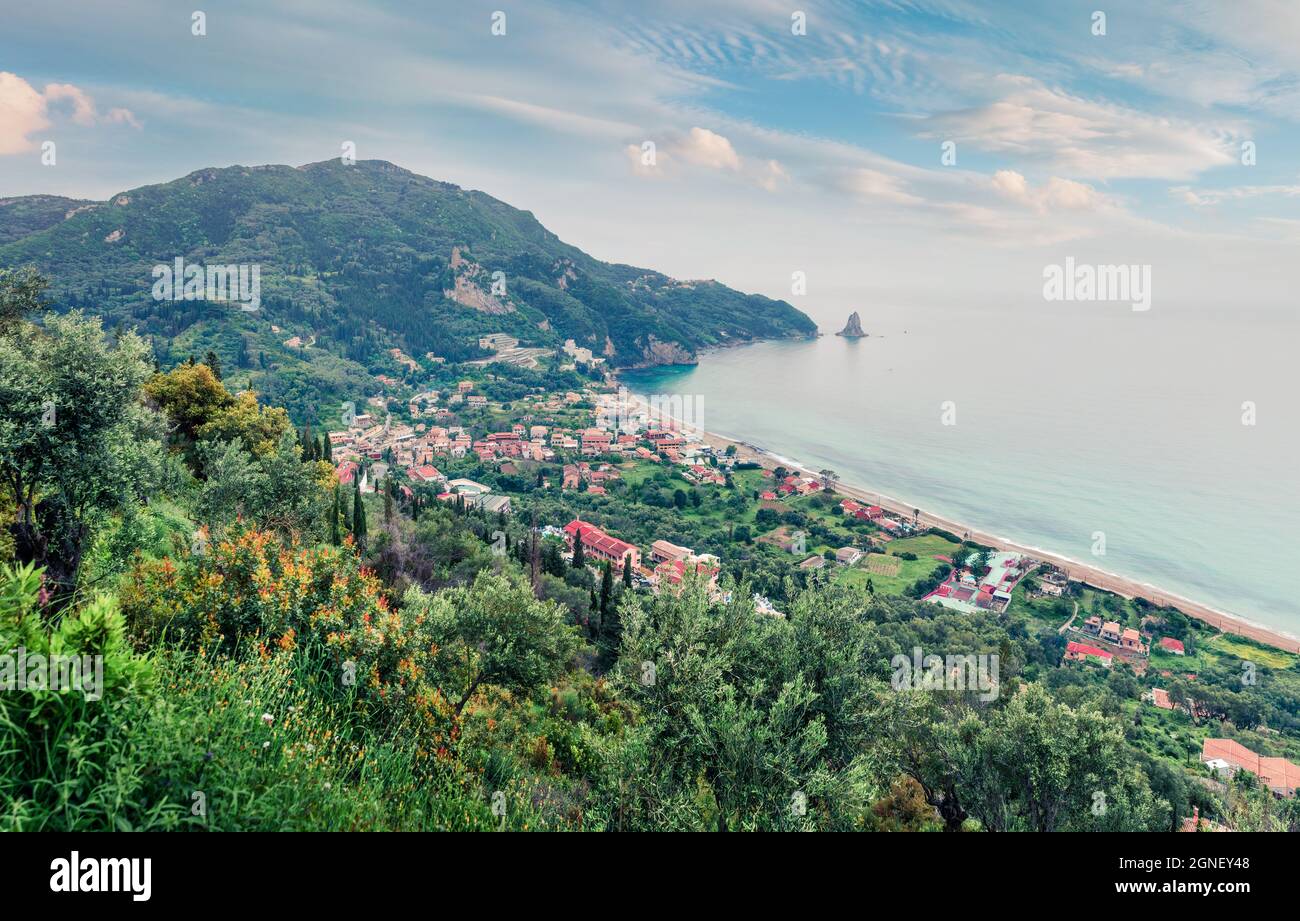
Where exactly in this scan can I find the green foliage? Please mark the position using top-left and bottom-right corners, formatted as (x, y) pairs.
(1, 161), (816, 420)
(0, 563), (155, 830)
(0, 309), (162, 598)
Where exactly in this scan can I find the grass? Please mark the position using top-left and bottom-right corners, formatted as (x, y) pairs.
(864, 555), (902, 576)
(1207, 635), (1296, 670)
(884, 533), (963, 561)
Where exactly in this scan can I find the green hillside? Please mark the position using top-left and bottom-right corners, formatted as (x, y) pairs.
(0, 160), (816, 415)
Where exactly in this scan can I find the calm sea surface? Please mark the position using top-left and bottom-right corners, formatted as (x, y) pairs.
(622, 301), (1299, 638)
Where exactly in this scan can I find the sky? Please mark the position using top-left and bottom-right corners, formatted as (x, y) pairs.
(2, 0), (1298, 325)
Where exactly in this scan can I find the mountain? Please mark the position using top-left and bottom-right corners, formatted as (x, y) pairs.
(836, 311), (867, 338)
(0, 160), (817, 415)
(0, 194), (95, 246)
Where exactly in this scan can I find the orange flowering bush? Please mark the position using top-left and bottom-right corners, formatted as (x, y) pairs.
(118, 527), (454, 735)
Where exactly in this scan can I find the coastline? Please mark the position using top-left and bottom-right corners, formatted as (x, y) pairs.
(616, 386), (1300, 656)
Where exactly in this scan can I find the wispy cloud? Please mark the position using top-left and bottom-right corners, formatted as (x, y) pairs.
(0, 72), (139, 155)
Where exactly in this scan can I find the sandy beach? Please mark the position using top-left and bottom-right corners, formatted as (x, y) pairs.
(619, 390), (1300, 655)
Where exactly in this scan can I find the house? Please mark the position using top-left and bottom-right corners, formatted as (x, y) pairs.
(1064, 641), (1113, 668)
(1082, 615), (1102, 635)
(651, 555), (720, 596)
(406, 464), (444, 485)
(466, 395), (488, 408)
(1149, 687), (1175, 710)
(1038, 569), (1069, 596)
(581, 429), (613, 456)
(563, 519), (640, 571)
(1120, 627), (1146, 652)
(335, 460), (360, 486)
(1100, 621), (1122, 644)
(650, 540), (694, 566)
(1158, 637), (1186, 656)
(798, 555), (825, 570)
(561, 464), (581, 489)
(835, 547), (863, 565)
(840, 499), (867, 517)
(457, 380), (474, 393)
(1179, 806), (1227, 833)
(481, 495), (512, 516)
(1202, 738), (1300, 797)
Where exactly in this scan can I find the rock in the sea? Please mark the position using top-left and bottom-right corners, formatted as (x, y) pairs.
(836, 311), (867, 338)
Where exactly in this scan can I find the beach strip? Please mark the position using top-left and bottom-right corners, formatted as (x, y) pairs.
(620, 390), (1300, 655)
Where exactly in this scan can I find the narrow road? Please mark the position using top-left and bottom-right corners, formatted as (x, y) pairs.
(1058, 600), (1079, 635)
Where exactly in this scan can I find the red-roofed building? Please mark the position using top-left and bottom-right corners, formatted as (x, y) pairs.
(652, 556), (720, 595)
(1202, 738), (1300, 797)
(336, 460), (359, 485)
(406, 464), (444, 485)
(1064, 641), (1113, 668)
(1158, 637), (1186, 655)
(563, 519), (640, 571)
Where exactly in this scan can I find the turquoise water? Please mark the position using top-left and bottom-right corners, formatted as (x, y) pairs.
(623, 302), (1299, 638)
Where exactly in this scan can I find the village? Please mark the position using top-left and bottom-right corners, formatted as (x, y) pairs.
(319, 348), (1300, 813)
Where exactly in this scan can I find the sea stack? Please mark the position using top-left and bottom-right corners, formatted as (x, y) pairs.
(836, 311), (867, 338)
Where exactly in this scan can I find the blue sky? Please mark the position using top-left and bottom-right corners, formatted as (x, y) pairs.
(2, 0), (1298, 318)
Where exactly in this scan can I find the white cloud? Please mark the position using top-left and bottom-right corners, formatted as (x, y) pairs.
(0, 72), (139, 155)
(1170, 183), (1300, 207)
(915, 77), (1240, 180)
(0, 72), (51, 155)
(676, 126), (741, 170)
(990, 170), (1106, 213)
(833, 167), (923, 205)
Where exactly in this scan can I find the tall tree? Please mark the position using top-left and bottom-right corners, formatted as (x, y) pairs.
(406, 571), (580, 718)
(599, 559), (614, 618)
(571, 528), (585, 570)
(0, 266), (46, 330)
(352, 479), (367, 549)
(0, 304), (160, 603)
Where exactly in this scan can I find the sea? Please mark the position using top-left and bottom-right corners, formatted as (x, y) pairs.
(621, 299), (1300, 639)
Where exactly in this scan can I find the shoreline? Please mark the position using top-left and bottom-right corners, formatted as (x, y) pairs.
(615, 385), (1300, 655)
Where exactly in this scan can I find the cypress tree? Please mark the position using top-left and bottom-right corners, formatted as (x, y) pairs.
(331, 486), (341, 546)
(622, 553), (633, 588)
(353, 480), (367, 549)
(600, 560), (614, 617)
(571, 528), (585, 569)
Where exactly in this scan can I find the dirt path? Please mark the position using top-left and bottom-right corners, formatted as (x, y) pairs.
(1058, 600), (1079, 635)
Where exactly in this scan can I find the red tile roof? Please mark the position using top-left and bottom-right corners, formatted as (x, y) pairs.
(1203, 738), (1300, 794)
(563, 519), (637, 562)
(1066, 641), (1113, 660)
